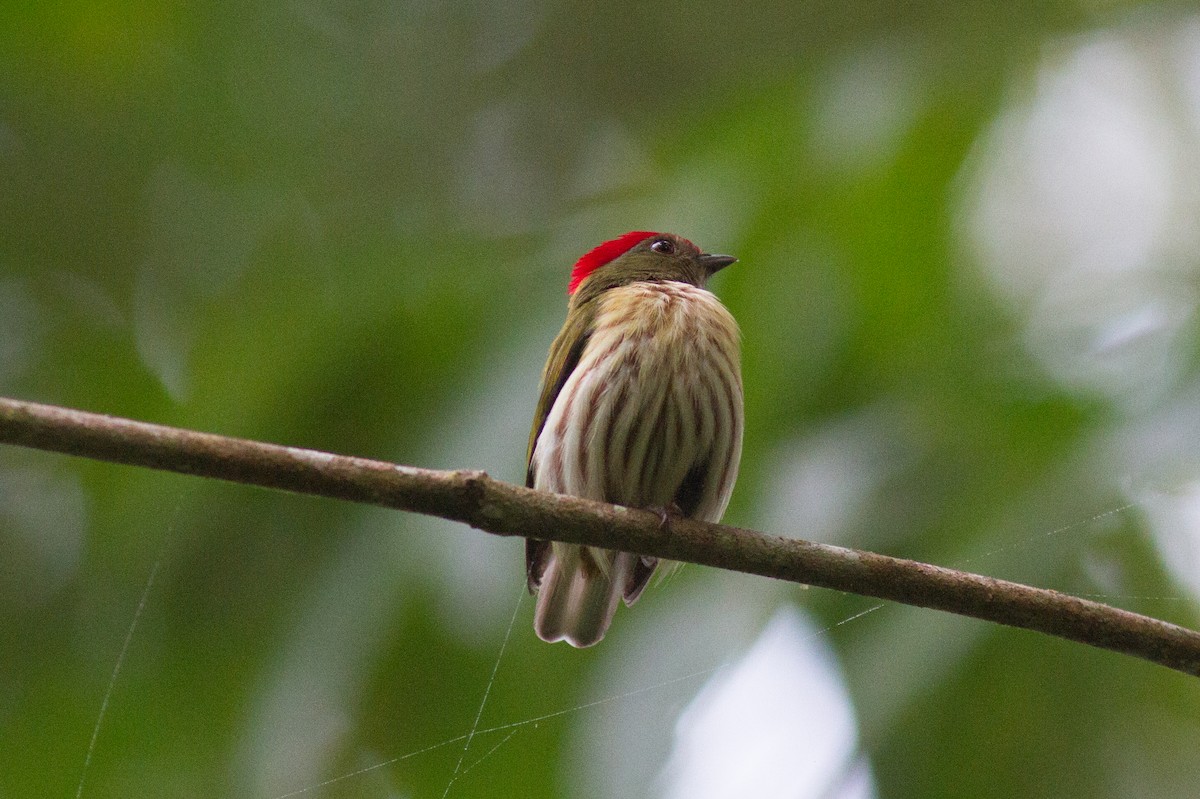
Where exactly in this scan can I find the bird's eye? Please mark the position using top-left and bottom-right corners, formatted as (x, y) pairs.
(650, 239), (676, 255)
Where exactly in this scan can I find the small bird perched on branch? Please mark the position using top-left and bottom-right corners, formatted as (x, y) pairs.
(526, 232), (744, 646)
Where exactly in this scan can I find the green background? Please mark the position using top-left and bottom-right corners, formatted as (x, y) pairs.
(3, 1), (1200, 797)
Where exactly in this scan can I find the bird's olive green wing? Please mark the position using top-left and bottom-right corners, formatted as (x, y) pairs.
(525, 300), (595, 591)
(525, 300), (596, 486)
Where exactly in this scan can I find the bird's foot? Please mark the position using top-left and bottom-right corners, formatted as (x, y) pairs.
(646, 502), (684, 532)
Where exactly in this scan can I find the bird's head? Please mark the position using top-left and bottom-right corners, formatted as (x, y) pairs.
(567, 231), (736, 301)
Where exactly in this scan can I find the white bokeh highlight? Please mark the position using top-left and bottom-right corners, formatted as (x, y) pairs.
(965, 27), (1199, 409)
(1137, 482), (1200, 601)
(963, 15), (1200, 607)
(657, 607), (875, 799)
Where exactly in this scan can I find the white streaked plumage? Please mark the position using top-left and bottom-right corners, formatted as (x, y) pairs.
(530, 280), (743, 646)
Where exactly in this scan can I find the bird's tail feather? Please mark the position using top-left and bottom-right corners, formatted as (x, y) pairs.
(533, 545), (639, 647)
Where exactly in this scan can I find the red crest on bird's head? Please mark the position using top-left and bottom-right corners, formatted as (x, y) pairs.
(568, 231), (658, 294)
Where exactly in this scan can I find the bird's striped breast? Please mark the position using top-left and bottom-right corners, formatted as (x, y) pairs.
(531, 280), (743, 524)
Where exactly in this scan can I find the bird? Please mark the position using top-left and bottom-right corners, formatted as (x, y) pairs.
(525, 231), (744, 647)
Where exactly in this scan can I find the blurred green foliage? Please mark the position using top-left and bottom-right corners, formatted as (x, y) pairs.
(3, 1), (1200, 797)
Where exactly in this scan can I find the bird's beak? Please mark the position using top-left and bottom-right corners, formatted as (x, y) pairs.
(698, 253), (737, 274)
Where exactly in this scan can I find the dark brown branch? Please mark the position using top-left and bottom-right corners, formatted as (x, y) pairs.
(1, 395), (1198, 676)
